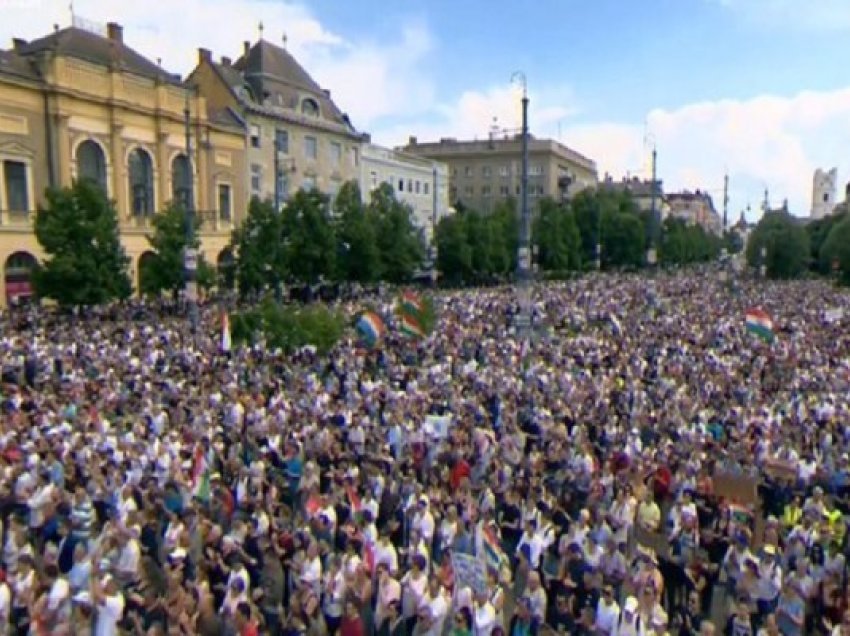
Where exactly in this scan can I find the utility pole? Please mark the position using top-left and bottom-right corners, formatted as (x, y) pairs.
(512, 71), (532, 340)
(183, 89), (198, 333)
(648, 146), (659, 265)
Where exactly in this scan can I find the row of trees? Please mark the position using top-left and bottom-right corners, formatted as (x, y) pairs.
(434, 189), (727, 284)
(744, 207), (850, 284)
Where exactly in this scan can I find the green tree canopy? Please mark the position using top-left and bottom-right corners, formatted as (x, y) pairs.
(281, 188), (337, 284)
(819, 214), (850, 285)
(369, 183), (425, 283)
(660, 217), (722, 265)
(229, 197), (285, 300)
(746, 210), (810, 279)
(533, 197), (581, 272)
(807, 211), (847, 274)
(334, 181), (380, 282)
(435, 213), (472, 285)
(33, 179), (132, 305)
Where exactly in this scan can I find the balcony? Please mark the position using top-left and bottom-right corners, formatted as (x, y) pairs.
(0, 210), (35, 228)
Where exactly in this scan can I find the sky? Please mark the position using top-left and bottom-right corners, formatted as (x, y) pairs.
(3, 0), (850, 221)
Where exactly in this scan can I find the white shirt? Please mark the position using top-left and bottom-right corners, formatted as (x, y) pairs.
(0, 582), (10, 622)
(95, 592), (125, 636)
(595, 598), (620, 635)
(116, 539), (141, 580)
(473, 601), (496, 636)
(421, 592), (449, 636)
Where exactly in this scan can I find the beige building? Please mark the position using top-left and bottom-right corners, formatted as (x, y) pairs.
(361, 143), (450, 242)
(0, 20), (247, 305)
(598, 174), (671, 218)
(400, 134), (597, 213)
(189, 38), (366, 208)
(667, 190), (723, 235)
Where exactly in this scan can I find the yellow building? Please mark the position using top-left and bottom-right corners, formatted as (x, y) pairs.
(0, 21), (248, 305)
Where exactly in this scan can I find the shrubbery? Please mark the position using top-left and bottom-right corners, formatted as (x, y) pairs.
(231, 298), (346, 354)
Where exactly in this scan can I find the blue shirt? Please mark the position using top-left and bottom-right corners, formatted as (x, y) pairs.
(777, 594), (804, 636)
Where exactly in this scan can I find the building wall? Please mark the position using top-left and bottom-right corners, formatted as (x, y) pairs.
(811, 167), (838, 219)
(0, 54), (247, 305)
(402, 137), (597, 214)
(360, 144), (449, 242)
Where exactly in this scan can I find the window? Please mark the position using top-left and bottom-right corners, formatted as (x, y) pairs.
(330, 142), (342, 167)
(76, 140), (107, 192)
(824, 193), (830, 203)
(529, 165), (544, 176)
(398, 179), (404, 192)
(464, 166), (473, 177)
(277, 169), (289, 203)
(464, 186), (473, 196)
(482, 166), (492, 177)
(304, 136), (317, 161)
(499, 165), (510, 178)
(251, 164), (262, 193)
(301, 98), (320, 117)
(302, 176), (317, 191)
(423, 182), (429, 195)
(370, 171), (378, 189)
(407, 179), (413, 192)
(451, 167), (458, 177)
(3, 161), (29, 212)
(171, 154), (191, 208)
(218, 183), (232, 221)
(499, 185), (509, 196)
(351, 147), (359, 167)
(249, 125), (261, 149)
(128, 148), (154, 216)
(482, 185), (491, 197)
(415, 181), (420, 194)
(275, 129), (289, 154)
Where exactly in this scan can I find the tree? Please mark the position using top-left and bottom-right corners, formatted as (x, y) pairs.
(230, 197), (286, 300)
(369, 183), (425, 283)
(807, 211), (847, 274)
(745, 210), (809, 279)
(281, 188), (337, 284)
(140, 203), (214, 297)
(334, 181), (380, 282)
(819, 215), (850, 285)
(602, 209), (645, 268)
(533, 197), (581, 272)
(660, 217), (722, 265)
(435, 213), (472, 285)
(33, 179), (132, 306)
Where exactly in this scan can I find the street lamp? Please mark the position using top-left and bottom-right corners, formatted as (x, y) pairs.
(511, 71), (531, 338)
(183, 88), (199, 333)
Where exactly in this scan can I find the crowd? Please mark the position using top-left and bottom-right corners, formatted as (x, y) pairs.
(0, 271), (849, 636)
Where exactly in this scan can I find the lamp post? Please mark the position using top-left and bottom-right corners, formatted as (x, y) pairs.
(183, 89), (198, 333)
(511, 71), (531, 339)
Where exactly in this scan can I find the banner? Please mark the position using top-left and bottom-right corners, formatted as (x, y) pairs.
(451, 553), (487, 596)
(824, 308), (844, 324)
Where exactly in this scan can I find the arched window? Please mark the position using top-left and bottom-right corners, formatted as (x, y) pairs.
(301, 98), (319, 117)
(172, 154), (191, 209)
(128, 148), (154, 216)
(76, 140), (107, 192)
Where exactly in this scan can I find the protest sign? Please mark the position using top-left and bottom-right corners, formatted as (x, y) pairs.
(452, 553), (487, 595)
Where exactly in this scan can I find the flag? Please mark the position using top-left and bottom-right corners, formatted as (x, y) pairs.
(191, 445), (210, 502)
(481, 523), (508, 572)
(355, 311), (386, 348)
(745, 308), (774, 342)
(400, 313), (425, 340)
(400, 291), (423, 318)
(345, 484), (362, 514)
(220, 310), (232, 352)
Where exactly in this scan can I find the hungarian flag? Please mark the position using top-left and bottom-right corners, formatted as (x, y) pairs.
(400, 313), (426, 340)
(400, 291), (423, 317)
(745, 308), (774, 342)
(221, 310), (232, 352)
(191, 445), (211, 502)
(481, 523), (508, 571)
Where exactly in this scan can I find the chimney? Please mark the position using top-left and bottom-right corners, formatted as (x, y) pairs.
(408, 136), (417, 146)
(221, 56), (231, 66)
(106, 22), (123, 44)
(198, 48), (211, 64)
(243, 41), (250, 57)
(12, 38), (26, 52)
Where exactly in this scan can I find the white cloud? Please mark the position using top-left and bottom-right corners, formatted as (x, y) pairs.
(711, 0), (850, 31)
(0, 0), (433, 130)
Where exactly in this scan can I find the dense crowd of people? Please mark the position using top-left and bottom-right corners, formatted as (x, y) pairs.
(0, 271), (849, 636)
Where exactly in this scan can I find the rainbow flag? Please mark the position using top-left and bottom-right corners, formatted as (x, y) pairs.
(400, 313), (425, 340)
(356, 311), (385, 348)
(745, 308), (774, 342)
(481, 523), (508, 571)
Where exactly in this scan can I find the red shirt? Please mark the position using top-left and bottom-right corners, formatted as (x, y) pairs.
(450, 459), (471, 490)
(240, 622), (259, 636)
(341, 615), (365, 636)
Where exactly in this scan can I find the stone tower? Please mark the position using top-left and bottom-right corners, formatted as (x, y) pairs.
(811, 167), (838, 219)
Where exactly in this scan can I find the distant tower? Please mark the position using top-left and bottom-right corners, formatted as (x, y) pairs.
(811, 167), (838, 219)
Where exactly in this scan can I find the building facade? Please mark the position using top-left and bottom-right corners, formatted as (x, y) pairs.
(598, 174), (671, 218)
(0, 20), (247, 305)
(666, 190), (723, 235)
(360, 144), (450, 242)
(811, 167), (838, 219)
(190, 38), (365, 209)
(400, 134), (597, 214)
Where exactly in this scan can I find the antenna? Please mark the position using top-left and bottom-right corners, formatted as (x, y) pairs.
(282, 33), (287, 49)
(258, 21), (264, 40)
(69, 1), (74, 23)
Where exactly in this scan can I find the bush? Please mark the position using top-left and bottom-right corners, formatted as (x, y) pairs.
(231, 299), (345, 354)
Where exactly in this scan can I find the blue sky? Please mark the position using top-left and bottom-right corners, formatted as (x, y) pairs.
(4, 0), (850, 219)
